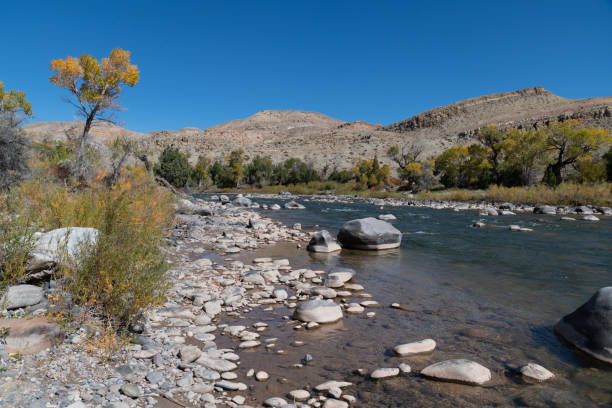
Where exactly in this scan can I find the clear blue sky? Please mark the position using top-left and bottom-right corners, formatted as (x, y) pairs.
(3, 0), (612, 133)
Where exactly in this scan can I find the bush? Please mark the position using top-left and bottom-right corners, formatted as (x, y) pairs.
(328, 168), (354, 183)
(154, 146), (192, 187)
(0, 116), (29, 189)
(0, 211), (37, 288)
(274, 158), (320, 185)
(15, 166), (174, 328)
(245, 155), (274, 186)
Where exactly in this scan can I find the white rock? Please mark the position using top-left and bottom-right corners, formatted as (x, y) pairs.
(371, 367), (400, 379)
(323, 399), (348, 408)
(399, 363), (411, 373)
(394, 339), (436, 356)
(263, 397), (286, 407)
(288, 389), (310, 401)
(256, 370), (269, 381)
(520, 363), (554, 381)
(314, 380), (352, 391)
(294, 299), (343, 323)
(421, 359), (491, 385)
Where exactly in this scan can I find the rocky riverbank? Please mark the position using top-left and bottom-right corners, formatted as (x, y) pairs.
(1, 192), (608, 408)
(220, 192), (612, 221)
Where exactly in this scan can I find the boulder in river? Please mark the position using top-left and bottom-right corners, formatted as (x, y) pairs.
(554, 287), (612, 363)
(378, 214), (397, 221)
(337, 217), (401, 250)
(421, 359), (491, 385)
(293, 299), (343, 323)
(307, 230), (341, 253)
(232, 196), (252, 207)
(534, 205), (556, 215)
(284, 200), (305, 209)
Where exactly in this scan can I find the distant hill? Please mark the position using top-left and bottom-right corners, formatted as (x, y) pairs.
(23, 87), (612, 172)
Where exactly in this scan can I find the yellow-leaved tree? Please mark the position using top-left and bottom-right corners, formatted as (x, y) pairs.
(49, 49), (139, 180)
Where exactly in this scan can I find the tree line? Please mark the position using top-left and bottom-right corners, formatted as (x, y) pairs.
(389, 121), (612, 190)
(154, 146), (392, 190)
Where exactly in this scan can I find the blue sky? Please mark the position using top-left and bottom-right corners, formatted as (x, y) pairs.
(2, 1), (612, 133)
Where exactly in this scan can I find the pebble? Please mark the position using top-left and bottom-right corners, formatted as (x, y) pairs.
(256, 371), (270, 381)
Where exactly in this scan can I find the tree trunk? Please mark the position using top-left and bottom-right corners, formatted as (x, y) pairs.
(73, 113), (96, 182)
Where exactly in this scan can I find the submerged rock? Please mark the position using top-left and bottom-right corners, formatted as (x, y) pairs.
(377, 214), (397, 220)
(326, 268), (355, 288)
(337, 217), (402, 250)
(371, 367), (399, 379)
(294, 299), (343, 323)
(520, 363), (554, 382)
(394, 339), (436, 356)
(307, 230), (341, 253)
(554, 287), (612, 363)
(421, 359), (491, 385)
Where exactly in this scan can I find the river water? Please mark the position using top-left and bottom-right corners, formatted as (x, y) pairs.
(202, 195), (612, 407)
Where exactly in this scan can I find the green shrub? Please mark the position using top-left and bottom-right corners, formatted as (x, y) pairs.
(0, 211), (37, 288)
(15, 167), (174, 329)
(154, 146), (192, 187)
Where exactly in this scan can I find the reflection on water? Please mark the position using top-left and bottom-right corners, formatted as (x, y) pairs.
(198, 194), (612, 407)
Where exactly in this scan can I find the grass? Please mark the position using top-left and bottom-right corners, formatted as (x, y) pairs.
(204, 181), (612, 206)
(207, 180), (406, 199)
(415, 183), (612, 206)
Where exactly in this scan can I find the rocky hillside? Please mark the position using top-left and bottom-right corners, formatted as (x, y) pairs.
(23, 87), (612, 172)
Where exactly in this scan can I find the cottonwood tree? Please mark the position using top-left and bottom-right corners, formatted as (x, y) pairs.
(0, 81), (32, 189)
(477, 125), (506, 183)
(540, 120), (611, 185)
(49, 48), (139, 181)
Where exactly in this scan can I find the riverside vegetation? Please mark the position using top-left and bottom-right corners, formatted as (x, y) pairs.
(153, 122), (612, 207)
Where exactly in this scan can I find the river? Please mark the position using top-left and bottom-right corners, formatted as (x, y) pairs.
(201, 194), (612, 407)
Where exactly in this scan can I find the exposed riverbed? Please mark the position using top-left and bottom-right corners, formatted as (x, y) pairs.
(201, 194), (612, 407)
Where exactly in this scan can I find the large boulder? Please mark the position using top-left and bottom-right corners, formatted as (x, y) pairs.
(337, 217), (401, 250)
(176, 198), (212, 216)
(284, 200), (305, 209)
(30, 227), (99, 264)
(554, 287), (612, 363)
(534, 205), (556, 215)
(421, 359), (491, 385)
(0, 317), (63, 355)
(293, 299), (343, 323)
(232, 196), (252, 207)
(1, 285), (43, 309)
(307, 230), (341, 253)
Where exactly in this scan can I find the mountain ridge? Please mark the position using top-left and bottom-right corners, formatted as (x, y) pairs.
(23, 87), (612, 172)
